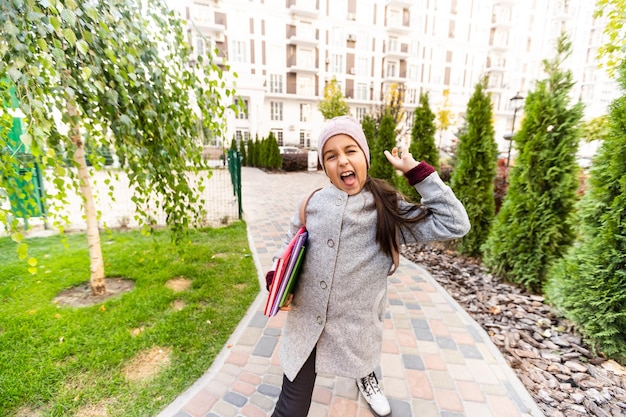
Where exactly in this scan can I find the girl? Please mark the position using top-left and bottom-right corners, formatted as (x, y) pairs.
(270, 115), (470, 417)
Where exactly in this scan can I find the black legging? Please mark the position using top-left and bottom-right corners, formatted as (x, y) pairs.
(272, 348), (317, 417)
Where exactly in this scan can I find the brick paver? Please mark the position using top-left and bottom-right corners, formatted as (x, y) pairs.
(157, 167), (544, 417)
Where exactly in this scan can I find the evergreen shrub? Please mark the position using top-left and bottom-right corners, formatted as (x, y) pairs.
(482, 34), (583, 292)
(545, 61), (626, 363)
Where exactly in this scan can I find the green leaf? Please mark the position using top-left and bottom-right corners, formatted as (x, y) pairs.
(37, 38), (48, 51)
(49, 15), (61, 31)
(11, 232), (25, 243)
(17, 243), (29, 260)
(76, 39), (89, 55)
(60, 9), (76, 26)
(81, 66), (92, 80)
(4, 20), (19, 36)
(20, 133), (32, 148)
(62, 28), (77, 46)
(7, 66), (22, 81)
(27, 257), (38, 267)
(86, 6), (99, 21)
(119, 114), (131, 126)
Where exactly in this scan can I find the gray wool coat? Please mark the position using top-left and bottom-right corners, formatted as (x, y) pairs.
(276, 171), (470, 381)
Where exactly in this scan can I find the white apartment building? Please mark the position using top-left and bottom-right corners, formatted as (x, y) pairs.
(167, 0), (618, 159)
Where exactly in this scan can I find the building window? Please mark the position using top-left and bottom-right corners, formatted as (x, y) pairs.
(331, 54), (343, 74)
(299, 131), (311, 147)
(299, 48), (314, 68)
(386, 61), (397, 78)
(270, 74), (284, 93)
(409, 65), (418, 81)
(355, 83), (368, 100)
(196, 37), (205, 56)
(271, 101), (283, 121)
(357, 32), (369, 51)
(298, 76), (314, 96)
(388, 37), (399, 53)
(271, 129), (284, 145)
(406, 88), (417, 104)
(192, 2), (212, 25)
(356, 57), (368, 76)
(355, 107), (367, 121)
(331, 26), (343, 47)
(388, 9), (401, 27)
(236, 99), (248, 119)
(235, 129), (250, 144)
(232, 40), (247, 62)
(300, 103), (311, 122)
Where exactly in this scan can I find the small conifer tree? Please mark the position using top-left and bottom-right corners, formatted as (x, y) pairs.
(247, 137), (256, 167)
(482, 33), (584, 292)
(450, 81), (497, 257)
(410, 92), (439, 171)
(240, 139), (247, 166)
(266, 132), (282, 169)
(370, 113), (397, 183)
(259, 135), (269, 168)
(362, 114), (377, 156)
(545, 60), (626, 362)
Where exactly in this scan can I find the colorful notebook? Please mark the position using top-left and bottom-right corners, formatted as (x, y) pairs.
(271, 231), (307, 315)
(263, 227), (307, 316)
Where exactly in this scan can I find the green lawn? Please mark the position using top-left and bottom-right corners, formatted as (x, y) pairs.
(0, 222), (259, 417)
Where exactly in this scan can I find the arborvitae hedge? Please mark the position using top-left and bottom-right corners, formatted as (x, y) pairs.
(410, 92), (439, 172)
(247, 137), (257, 167)
(370, 113), (397, 183)
(450, 81), (497, 257)
(240, 139), (247, 166)
(482, 34), (583, 292)
(265, 132), (282, 169)
(362, 114), (377, 162)
(545, 61), (626, 362)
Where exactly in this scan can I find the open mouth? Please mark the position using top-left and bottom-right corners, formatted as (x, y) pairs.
(340, 171), (356, 186)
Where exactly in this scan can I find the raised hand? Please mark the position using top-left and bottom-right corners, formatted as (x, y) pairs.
(383, 147), (420, 174)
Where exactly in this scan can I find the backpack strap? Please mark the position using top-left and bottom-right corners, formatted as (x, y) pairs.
(299, 188), (321, 226)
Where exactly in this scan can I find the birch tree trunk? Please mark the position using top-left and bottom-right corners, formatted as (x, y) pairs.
(67, 99), (106, 296)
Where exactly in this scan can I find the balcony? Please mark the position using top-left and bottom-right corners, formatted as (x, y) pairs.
(287, 57), (318, 74)
(194, 20), (226, 37)
(385, 44), (410, 60)
(489, 41), (509, 52)
(386, 0), (413, 8)
(386, 21), (411, 35)
(382, 71), (407, 84)
(287, 35), (318, 47)
(289, 4), (319, 19)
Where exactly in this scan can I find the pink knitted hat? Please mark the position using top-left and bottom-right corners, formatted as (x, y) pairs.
(317, 116), (370, 169)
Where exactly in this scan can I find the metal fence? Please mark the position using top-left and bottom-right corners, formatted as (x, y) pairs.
(1, 160), (242, 236)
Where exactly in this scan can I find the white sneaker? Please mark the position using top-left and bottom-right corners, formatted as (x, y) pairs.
(356, 372), (391, 417)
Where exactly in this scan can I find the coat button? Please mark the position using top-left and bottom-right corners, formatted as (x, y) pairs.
(320, 281), (327, 289)
(327, 239), (334, 247)
(335, 198), (343, 206)
(317, 316), (323, 325)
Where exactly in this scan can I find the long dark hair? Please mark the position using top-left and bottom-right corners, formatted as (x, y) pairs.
(365, 176), (431, 259)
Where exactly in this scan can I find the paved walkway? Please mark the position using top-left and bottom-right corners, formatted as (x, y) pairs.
(157, 167), (545, 417)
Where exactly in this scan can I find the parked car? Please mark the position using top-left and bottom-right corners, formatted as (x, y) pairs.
(278, 146), (302, 155)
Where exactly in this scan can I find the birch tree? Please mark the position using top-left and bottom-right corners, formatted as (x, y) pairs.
(1, 0), (237, 295)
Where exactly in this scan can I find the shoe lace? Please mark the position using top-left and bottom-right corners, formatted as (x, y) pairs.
(360, 373), (381, 398)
